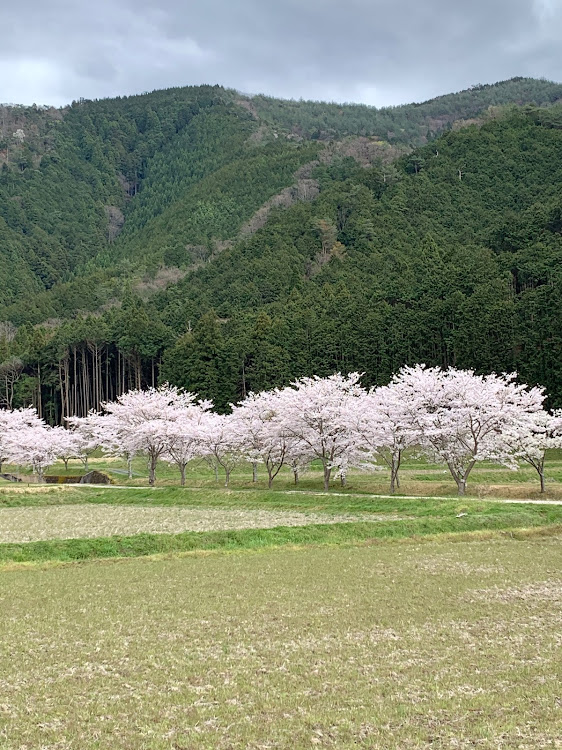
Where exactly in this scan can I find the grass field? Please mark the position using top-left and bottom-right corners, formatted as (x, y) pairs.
(3, 448), (562, 499)
(1, 536), (561, 749)
(1, 457), (561, 747)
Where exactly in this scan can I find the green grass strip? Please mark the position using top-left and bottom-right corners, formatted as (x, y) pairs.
(3, 487), (562, 520)
(0, 512), (560, 564)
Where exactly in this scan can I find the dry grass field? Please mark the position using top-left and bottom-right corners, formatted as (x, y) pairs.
(1, 536), (561, 749)
(0, 503), (391, 543)
(1, 456), (561, 748)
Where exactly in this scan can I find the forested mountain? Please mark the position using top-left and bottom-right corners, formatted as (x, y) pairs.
(1, 78), (562, 421)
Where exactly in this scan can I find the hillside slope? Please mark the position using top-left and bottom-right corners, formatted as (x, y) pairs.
(1, 81), (562, 419)
(1, 77), (561, 318)
(154, 105), (562, 405)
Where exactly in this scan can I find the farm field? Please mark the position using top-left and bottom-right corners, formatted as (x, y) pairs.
(1, 456), (561, 748)
(1, 535), (561, 749)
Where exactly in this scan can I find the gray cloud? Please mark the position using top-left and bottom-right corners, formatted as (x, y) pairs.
(1, 0), (561, 107)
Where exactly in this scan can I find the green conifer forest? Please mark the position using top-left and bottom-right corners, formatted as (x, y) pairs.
(1, 77), (562, 420)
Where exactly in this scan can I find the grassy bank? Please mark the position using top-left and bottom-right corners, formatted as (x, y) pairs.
(2, 483), (562, 515)
(1, 509), (561, 564)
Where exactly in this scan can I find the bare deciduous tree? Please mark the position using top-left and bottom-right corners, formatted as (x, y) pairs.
(0, 357), (23, 409)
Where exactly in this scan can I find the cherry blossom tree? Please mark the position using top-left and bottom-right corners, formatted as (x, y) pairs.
(288, 456), (310, 486)
(98, 385), (199, 486)
(5, 420), (59, 480)
(162, 399), (213, 486)
(396, 365), (545, 495)
(501, 409), (562, 492)
(52, 426), (83, 471)
(65, 412), (104, 472)
(197, 412), (241, 487)
(351, 381), (421, 494)
(85, 411), (137, 478)
(277, 373), (367, 491)
(0, 407), (40, 472)
(231, 390), (291, 488)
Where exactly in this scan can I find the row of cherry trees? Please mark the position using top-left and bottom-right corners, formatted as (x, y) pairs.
(1, 366), (561, 495)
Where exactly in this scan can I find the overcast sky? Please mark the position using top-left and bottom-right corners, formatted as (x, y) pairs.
(1, 0), (561, 108)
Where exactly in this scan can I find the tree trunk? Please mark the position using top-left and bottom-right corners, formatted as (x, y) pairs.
(72, 346), (77, 416)
(105, 347), (110, 403)
(148, 456), (157, 486)
(224, 468), (231, 487)
(293, 465), (299, 485)
(539, 470), (545, 493)
(214, 465), (219, 482)
(180, 465), (186, 487)
(268, 470), (274, 489)
(392, 451), (402, 492)
(117, 349), (121, 397)
(63, 458), (69, 471)
(323, 464), (331, 491)
(37, 362), (42, 419)
(127, 457), (133, 479)
(448, 460), (474, 496)
(390, 461), (400, 494)
(252, 461), (258, 483)
(340, 473), (346, 488)
(58, 360), (66, 424)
